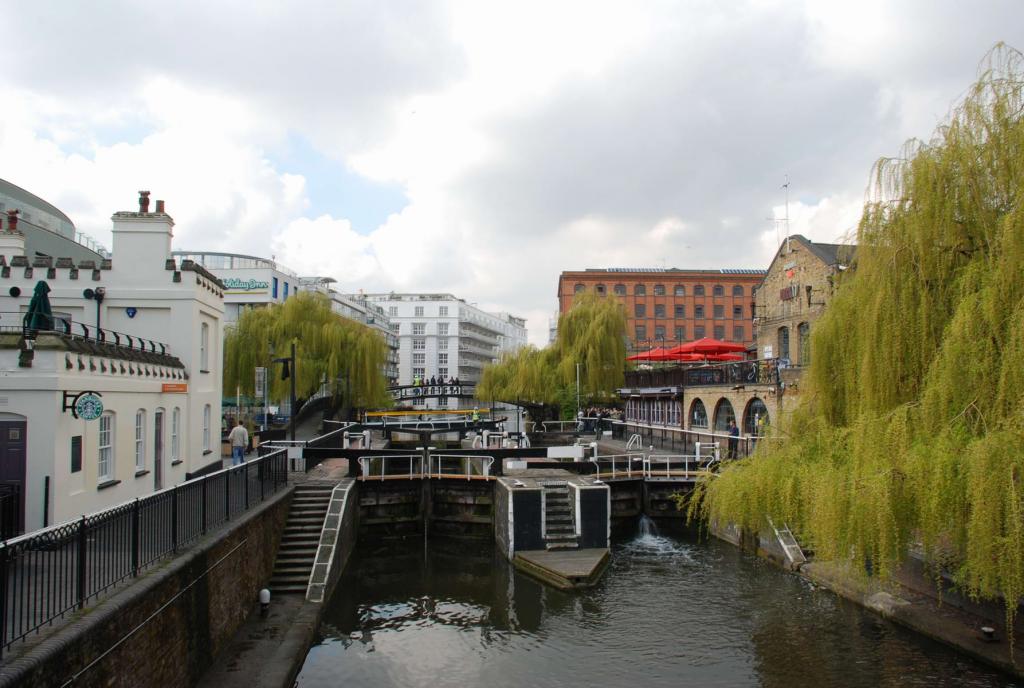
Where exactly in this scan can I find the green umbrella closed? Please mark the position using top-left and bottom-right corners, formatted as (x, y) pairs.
(23, 281), (53, 332)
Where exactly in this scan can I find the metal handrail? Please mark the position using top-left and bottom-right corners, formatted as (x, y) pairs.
(642, 444), (719, 480)
(590, 453), (643, 479)
(427, 454), (494, 480)
(541, 420), (579, 432)
(625, 433), (643, 451)
(357, 454), (422, 481)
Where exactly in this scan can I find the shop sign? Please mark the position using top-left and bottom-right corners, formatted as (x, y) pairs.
(62, 391), (104, 420)
(162, 383), (188, 393)
(223, 278), (270, 292)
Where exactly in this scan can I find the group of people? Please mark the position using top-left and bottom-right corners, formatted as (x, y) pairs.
(412, 375), (459, 387)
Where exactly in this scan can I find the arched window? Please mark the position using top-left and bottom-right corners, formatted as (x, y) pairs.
(694, 285), (705, 297)
(574, 283), (585, 294)
(732, 285), (744, 297)
(798, 322), (811, 366)
(98, 412), (115, 481)
(744, 398), (769, 436)
(200, 322), (210, 371)
(713, 398), (736, 432)
(674, 285), (685, 296)
(135, 410), (146, 471)
(634, 284), (647, 296)
(171, 407), (181, 463)
(689, 399), (708, 429)
(778, 326), (790, 361)
(203, 405), (211, 452)
(595, 283), (606, 296)
(653, 284), (666, 296)
(613, 284), (626, 296)
(713, 285), (724, 297)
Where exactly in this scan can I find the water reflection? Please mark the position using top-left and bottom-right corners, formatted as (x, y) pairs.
(297, 525), (1020, 688)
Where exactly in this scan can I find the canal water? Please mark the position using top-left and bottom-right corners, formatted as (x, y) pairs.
(297, 521), (1020, 687)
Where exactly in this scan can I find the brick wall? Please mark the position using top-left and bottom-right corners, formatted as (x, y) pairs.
(0, 487), (292, 688)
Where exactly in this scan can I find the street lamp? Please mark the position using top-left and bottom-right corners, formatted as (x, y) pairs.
(271, 341), (297, 442)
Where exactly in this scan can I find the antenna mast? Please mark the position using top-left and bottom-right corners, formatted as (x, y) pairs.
(782, 175), (791, 252)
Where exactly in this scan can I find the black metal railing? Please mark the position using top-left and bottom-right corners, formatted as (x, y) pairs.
(0, 449), (288, 656)
(0, 312), (170, 356)
(624, 359), (780, 389)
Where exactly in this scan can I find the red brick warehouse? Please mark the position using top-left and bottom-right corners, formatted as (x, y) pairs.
(557, 268), (766, 352)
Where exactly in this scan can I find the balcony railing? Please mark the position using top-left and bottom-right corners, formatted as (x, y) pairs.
(623, 359), (780, 389)
(0, 312), (172, 357)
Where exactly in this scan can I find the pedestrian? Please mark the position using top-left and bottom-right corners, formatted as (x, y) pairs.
(727, 419), (739, 459)
(228, 420), (249, 466)
(472, 406), (480, 423)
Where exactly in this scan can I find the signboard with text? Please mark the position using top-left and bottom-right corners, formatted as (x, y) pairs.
(390, 385), (474, 400)
(162, 383), (188, 393)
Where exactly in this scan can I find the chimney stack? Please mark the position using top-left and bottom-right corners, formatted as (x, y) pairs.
(6, 209), (19, 233)
(155, 199), (165, 213)
(138, 190), (151, 213)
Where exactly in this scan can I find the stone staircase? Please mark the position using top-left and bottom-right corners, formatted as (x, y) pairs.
(269, 482), (334, 594)
(542, 482), (578, 550)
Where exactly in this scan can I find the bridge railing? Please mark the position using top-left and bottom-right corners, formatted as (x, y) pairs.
(427, 455), (494, 480)
(358, 455), (423, 481)
(590, 454), (644, 480)
(643, 446), (719, 480)
(0, 449), (288, 657)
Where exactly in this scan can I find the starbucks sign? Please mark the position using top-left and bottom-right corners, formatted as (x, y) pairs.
(63, 390), (105, 420)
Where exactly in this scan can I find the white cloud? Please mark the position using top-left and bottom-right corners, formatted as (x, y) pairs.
(0, 0), (1021, 348)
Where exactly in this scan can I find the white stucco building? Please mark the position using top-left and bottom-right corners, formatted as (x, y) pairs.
(361, 293), (527, 410)
(0, 191), (224, 532)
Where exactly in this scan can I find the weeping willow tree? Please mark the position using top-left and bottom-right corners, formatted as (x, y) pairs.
(477, 292), (626, 414)
(695, 45), (1024, 627)
(224, 291), (392, 409)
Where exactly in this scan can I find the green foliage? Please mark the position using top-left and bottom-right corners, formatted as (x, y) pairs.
(223, 291), (392, 409)
(696, 45), (1024, 624)
(476, 293), (626, 406)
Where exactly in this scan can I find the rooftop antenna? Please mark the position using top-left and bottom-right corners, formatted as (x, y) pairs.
(782, 175), (791, 252)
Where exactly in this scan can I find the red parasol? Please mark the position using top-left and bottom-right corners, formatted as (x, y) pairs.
(668, 338), (748, 355)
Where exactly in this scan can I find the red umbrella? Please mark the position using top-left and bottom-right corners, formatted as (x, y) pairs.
(669, 338), (747, 355)
(626, 347), (669, 361)
(705, 352), (744, 361)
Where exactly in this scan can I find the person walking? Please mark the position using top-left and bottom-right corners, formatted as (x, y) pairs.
(727, 419), (739, 459)
(228, 420), (249, 466)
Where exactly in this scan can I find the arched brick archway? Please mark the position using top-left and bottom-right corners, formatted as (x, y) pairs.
(743, 397), (769, 436)
(688, 398), (708, 429)
(713, 398), (736, 432)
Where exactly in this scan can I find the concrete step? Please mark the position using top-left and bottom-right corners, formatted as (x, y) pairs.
(269, 573), (311, 585)
(284, 523), (324, 532)
(273, 564), (314, 576)
(277, 550), (316, 561)
(280, 538), (319, 548)
(545, 535), (579, 544)
(546, 543), (579, 551)
(287, 516), (327, 526)
(270, 585), (307, 594)
(546, 524), (575, 533)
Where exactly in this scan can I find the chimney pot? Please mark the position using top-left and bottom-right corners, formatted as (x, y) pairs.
(6, 209), (19, 232)
(138, 191), (151, 213)
(155, 200), (165, 213)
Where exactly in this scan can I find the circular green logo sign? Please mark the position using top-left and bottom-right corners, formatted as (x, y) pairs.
(75, 393), (104, 421)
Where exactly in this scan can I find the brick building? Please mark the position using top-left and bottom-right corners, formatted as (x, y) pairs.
(754, 235), (854, 366)
(557, 268), (766, 351)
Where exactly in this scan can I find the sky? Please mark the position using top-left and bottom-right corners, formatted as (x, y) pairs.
(1, 1), (1021, 345)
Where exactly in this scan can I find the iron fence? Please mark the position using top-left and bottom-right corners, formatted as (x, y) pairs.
(0, 485), (20, 541)
(0, 449), (287, 656)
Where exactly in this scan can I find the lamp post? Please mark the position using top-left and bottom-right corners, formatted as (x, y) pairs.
(272, 341), (297, 442)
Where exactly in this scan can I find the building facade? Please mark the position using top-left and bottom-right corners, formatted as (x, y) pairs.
(170, 251), (302, 325)
(362, 293), (528, 410)
(557, 268), (766, 351)
(754, 235), (854, 366)
(0, 191), (224, 531)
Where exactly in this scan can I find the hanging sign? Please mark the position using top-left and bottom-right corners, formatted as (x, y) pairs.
(255, 367), (267, 396)
(62, 391), (104, 420)
(162, 383), (188, 393)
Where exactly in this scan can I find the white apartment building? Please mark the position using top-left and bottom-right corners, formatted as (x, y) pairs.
(0, 191), (224, 532)
(362, 293), (527, 410)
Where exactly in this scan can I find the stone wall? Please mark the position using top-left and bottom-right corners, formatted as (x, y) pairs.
(0, 487), (292, 688)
